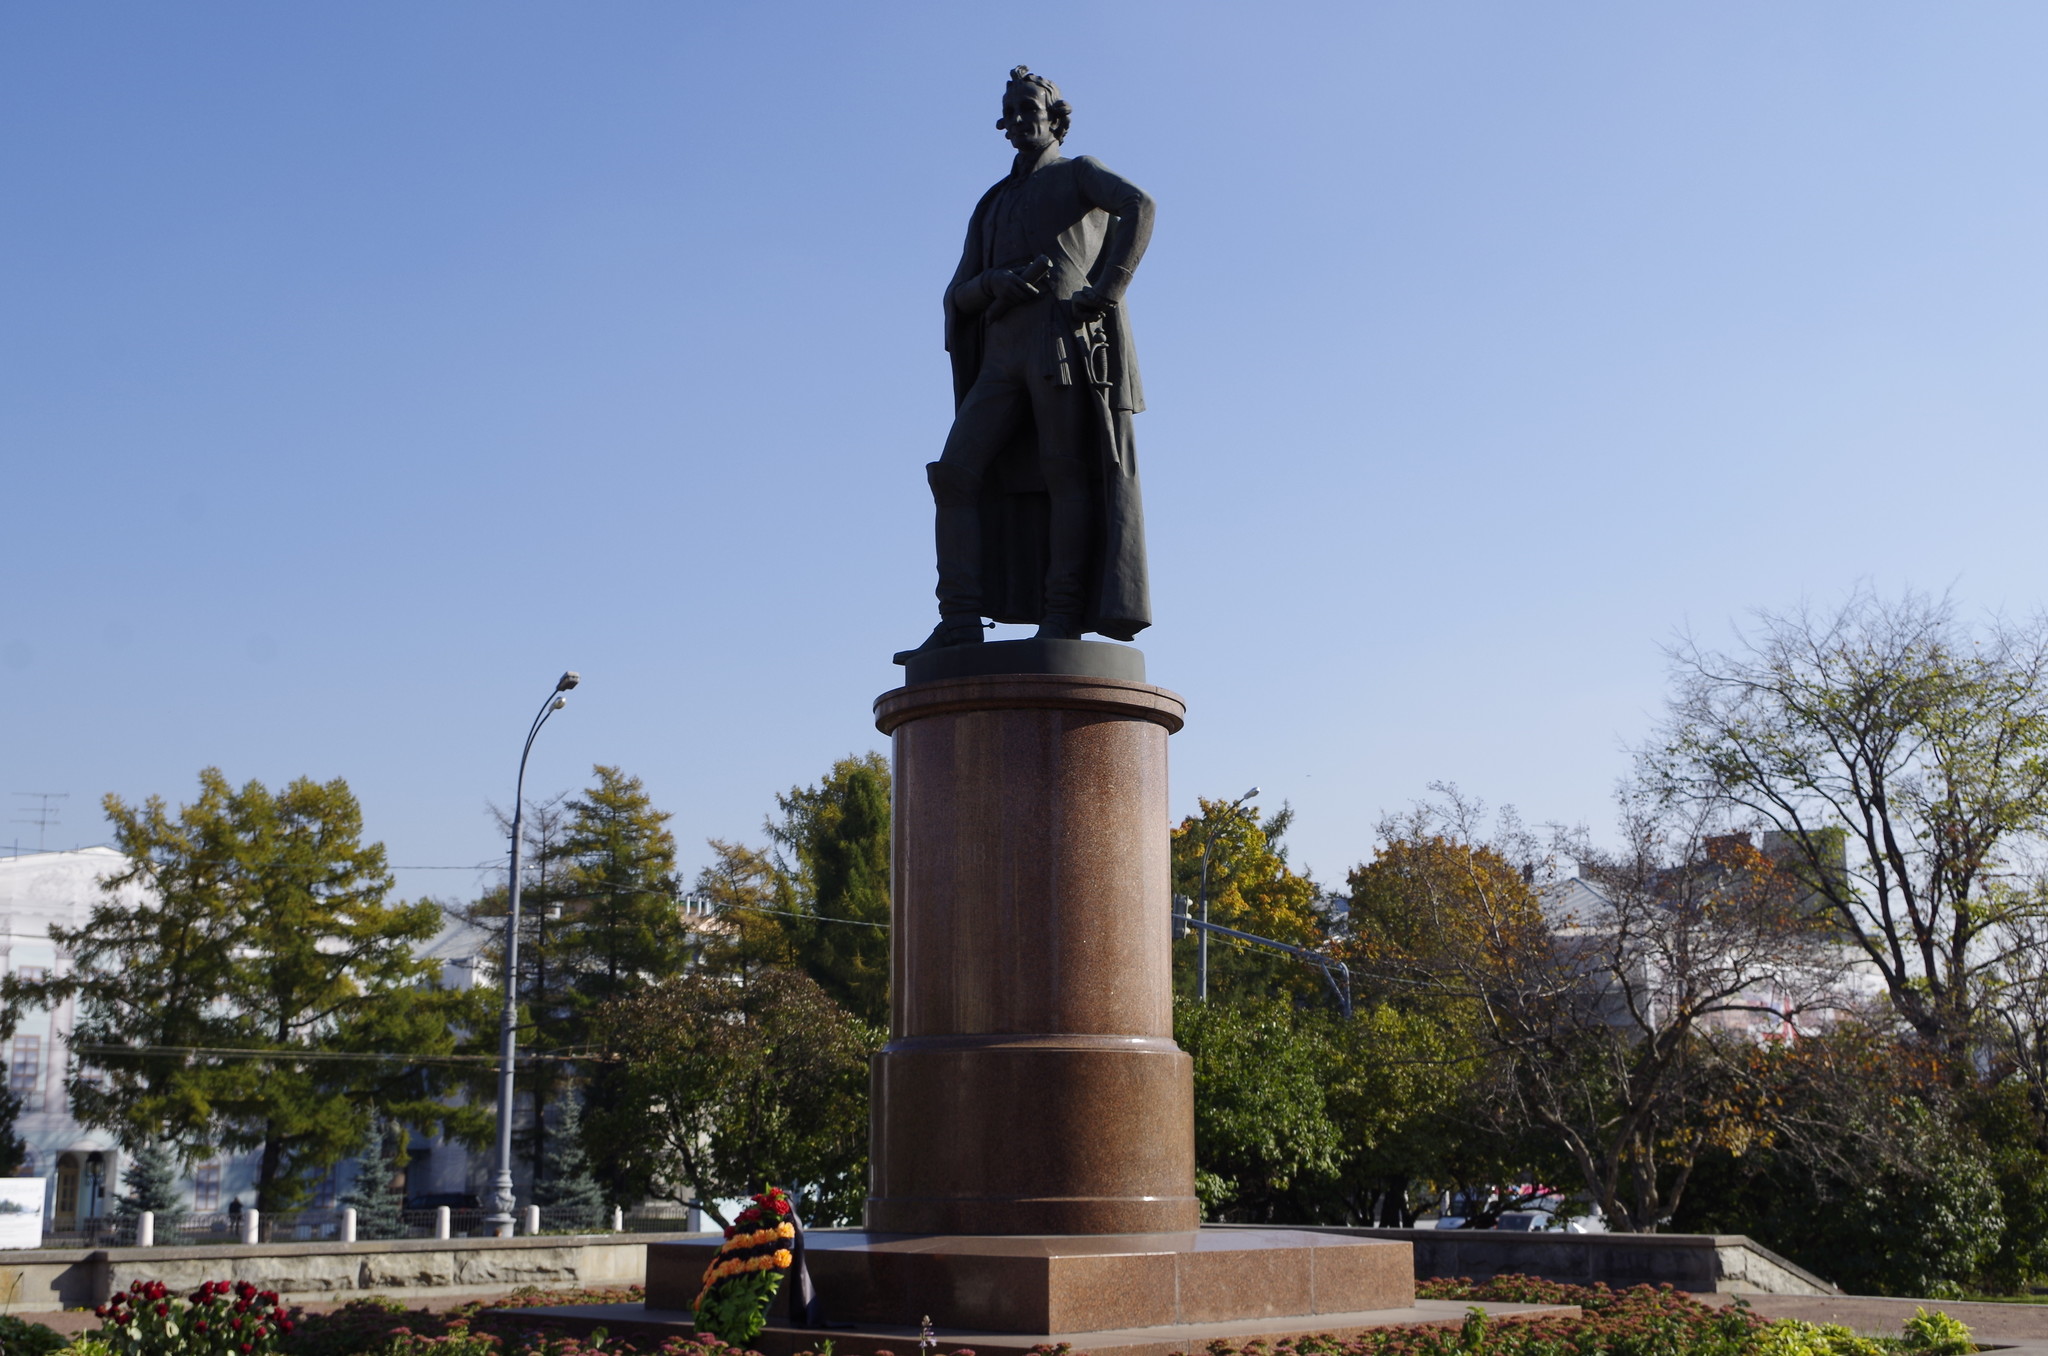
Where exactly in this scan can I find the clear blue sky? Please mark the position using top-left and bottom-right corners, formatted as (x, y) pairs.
(6, 3), (2046, 900)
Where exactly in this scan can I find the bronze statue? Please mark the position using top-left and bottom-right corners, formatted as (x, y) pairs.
(897, 67), (1155, 663)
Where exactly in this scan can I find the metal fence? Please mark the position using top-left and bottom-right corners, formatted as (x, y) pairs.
(29, 1204), (671, 1248)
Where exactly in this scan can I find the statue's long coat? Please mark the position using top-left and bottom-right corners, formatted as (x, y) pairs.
(942, 155), (1152, 642)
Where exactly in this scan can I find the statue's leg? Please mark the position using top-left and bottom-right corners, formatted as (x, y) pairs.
(896, 375), (1027, 660)
(1033, 387), (1096, 639)
(931, 376), (1026, 621)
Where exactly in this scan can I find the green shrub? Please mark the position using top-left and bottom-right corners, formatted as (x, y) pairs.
(1901, 1309), (1973, 1356)
(0, 1314), (70, 1356)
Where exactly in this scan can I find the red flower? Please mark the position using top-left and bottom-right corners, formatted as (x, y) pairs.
(280, 1319), (294, 1334)
(196, 1321), (209, 1332)
(233, 1317), (244, 1330)
(155, 1304), (168, 1317)
(773, 1197), (791, 1216)
(93, 1306), (107, 1319)
(240, 1345), (252, 1354)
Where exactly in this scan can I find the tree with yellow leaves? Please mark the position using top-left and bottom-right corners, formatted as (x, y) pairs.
(1170, 798), (1333, 1003)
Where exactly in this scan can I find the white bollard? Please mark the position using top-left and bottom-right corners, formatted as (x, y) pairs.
(136, 1211), (154, 1248)
(340, 1207), (357, 1243)
(611, 1205), (623, 1233)
(523, 1205), (540, 1236)
(240, 1207), (259, 1246)
(434, 1205), (451, 1240)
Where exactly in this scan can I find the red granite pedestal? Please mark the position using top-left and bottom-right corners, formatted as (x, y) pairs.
(645, 1228), (1414, 1334)
(635, 647), (1414, 1343)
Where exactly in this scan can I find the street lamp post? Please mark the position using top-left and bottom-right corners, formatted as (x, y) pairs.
(1196, 786), (1258, 1002)
(485, 670), (580, 1238)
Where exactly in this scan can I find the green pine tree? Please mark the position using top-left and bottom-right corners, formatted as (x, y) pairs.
(534, 767), (687, 1206)
(532, 1093), (605, 1232)
(0, 770), (495, 1211)
(553, 766), (687, 1015)
(765, 754), (892, 1026)
(338, 1123), (406, 1240)
(113, 1140), (183, 1223)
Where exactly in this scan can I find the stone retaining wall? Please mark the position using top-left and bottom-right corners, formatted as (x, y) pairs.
(1215, 1227), (1837, 1296)
(0, 1232), (705, 1312)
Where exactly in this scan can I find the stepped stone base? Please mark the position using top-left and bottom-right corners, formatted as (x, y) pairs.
(646, 1229), (1413, 1334)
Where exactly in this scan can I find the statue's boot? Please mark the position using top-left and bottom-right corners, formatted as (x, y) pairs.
(1035, 615), (1081, 640)
(894, 616), (985, 665)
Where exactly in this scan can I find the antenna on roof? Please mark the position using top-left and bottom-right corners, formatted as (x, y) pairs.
(11, 792), (69, 853)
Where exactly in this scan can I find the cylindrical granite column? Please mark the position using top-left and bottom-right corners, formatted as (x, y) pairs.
(866, 669), (1199, 1235)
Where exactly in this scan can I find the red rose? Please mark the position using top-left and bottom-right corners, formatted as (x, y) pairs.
(156, 1304), (168, 1317)
(773, 1198), (791, 1215)
(280, 1319), (294, 1334)
(241, 1345), (252, 1354)
(233, 1317), (244, 1330)
(196, 1321), (209, 1332)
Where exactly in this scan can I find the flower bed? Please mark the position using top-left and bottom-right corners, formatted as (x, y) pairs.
(29, 1273), (1983, 1356)
(1166, 1277), (1973, 1356)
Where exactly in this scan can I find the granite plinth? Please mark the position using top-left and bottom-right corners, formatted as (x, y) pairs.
(870, 669), (1193, 1235)
(645, 1229), (1415, 1334)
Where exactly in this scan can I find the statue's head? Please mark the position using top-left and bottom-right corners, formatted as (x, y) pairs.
(996, 65), (1070, 151)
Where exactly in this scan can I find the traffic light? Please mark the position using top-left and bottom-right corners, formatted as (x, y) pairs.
(1171, 894), (1191, 940)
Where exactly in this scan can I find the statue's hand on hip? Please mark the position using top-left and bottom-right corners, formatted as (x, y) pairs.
(1068, 285), (1116, 319)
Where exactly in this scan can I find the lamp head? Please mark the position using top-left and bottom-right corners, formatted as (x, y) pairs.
(1240, 786), (1261, 803)
(556, 671), (581, 692)
(551, 696), (567, 711)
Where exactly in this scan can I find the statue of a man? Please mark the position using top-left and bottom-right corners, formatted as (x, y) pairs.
(898, 66), (1156, 661)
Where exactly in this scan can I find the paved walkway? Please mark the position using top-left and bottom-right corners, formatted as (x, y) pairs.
(1700, 1293), (2048, 1344)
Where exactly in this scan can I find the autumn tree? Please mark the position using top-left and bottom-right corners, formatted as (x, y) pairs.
(4, 770), (487, 1210)
(584, 968), (877, 1225)
(1346, 785), (1845, 1232)
(1170, 799), (1331, 1004)
(1650, 588), (2048, 1061)
(1674, 1023), (2005, 1295)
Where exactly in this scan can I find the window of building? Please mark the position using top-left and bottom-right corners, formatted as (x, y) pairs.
(12, 968), (45, 985)
(192, 1163), (221, 1212)
(9, 1036), (40, 1112)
